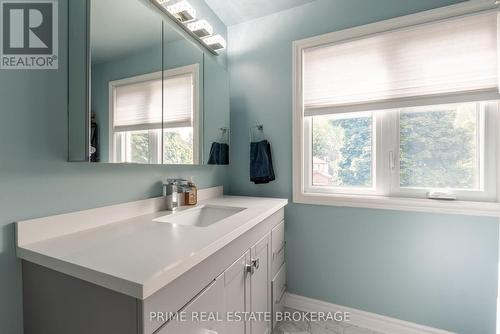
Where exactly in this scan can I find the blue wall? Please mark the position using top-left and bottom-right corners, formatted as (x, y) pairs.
(0, 1), (228, 333)
(226, 0), (498, 333)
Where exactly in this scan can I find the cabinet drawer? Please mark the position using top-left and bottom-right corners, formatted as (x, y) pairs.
(271, 264), (286, 329)
(271, 221), (285, 277)
(158, 276), (225, 334)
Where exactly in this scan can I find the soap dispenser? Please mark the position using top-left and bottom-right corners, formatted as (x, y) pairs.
(185, 176), (198, 205)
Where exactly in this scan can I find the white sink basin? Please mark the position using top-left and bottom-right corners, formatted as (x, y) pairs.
(154, 205), (246, 227)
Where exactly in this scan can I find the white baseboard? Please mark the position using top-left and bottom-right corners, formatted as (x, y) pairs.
(283, 293), (455, 334)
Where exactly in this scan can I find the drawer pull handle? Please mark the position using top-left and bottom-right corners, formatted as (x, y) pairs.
(245, 263), (254, 274)
(272, 242), (286, 259)
(252, 258), (260, 270)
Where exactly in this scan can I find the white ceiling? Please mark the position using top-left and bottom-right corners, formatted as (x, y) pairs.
(204, 0), (316, 26)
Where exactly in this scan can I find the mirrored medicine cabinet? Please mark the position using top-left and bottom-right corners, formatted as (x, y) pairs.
(68, 0), (230, 165)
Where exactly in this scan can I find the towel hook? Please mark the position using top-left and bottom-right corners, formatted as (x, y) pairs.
(249, 124), (265, 143)
(218, 127), (230, 144)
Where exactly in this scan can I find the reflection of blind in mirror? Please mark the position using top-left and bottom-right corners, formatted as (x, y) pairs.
(114, 78), (163, 130)
(114, 73), (193, 131)
(163, 73), (193, 126)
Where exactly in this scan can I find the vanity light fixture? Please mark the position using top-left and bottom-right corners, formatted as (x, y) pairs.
(187, 20), (214, 38)
(151, 0), (225, 55)
(166, 0), (196, 22)
(202, 34), (226, 51)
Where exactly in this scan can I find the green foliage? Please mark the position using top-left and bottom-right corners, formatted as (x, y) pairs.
(312, 119), (342, 174)
(400, 109), (477, 189)
(163, 130), (193, 164)
(333, 117), (372, 187)
(130, 132), (150, 164)
(312, 115), (372, 187)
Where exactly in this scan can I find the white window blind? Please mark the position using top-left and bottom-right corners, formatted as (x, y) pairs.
(163, 73), (193, 127)
(303, 10), (499, 116)
(113, 72), (193, 131)
(114, 78), (162, 131)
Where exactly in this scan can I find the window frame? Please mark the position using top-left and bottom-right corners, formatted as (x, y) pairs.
(108, 64), (200, 164)
(292, 0), (500, 216)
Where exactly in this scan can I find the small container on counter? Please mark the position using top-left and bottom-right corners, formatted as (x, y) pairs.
(184, 176), (198, 205)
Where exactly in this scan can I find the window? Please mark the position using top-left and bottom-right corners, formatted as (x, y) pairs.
(294, 4), (500, 214)
(109, 64), (199, 164)
(310, 112), (374, 189)
(398, 104), (481, 191)
(305, 102), (497, 201)
(163, 127), (194, 164)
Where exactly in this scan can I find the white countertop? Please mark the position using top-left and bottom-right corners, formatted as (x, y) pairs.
(17, 195), (287, 299)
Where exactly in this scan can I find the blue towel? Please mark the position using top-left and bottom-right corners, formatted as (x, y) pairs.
(250, 140), (275, 184)
(208, 142), (229, 165)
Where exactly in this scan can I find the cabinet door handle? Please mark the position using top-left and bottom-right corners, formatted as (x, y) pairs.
(245, 263), (255, 274)
(252, 258), (260, 270)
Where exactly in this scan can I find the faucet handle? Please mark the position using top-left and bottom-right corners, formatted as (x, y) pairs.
(166, 178), (187, 185)
(177, 184), (192, 192)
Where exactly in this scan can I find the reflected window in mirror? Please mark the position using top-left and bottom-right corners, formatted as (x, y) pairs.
(109, 64), (199, 164)
(163, 64), (199, 165)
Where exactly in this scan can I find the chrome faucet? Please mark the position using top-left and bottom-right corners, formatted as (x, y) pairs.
(163, 179), (189, 211)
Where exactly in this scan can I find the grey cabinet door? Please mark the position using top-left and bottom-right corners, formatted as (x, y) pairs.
(271, 221), (285, 278)
(271, 264), (286, 329)
(158, 233), (272, 334)
(223, 251), (251, 334)
(158, 275), (225, 334)
(250, 234), (271, 334)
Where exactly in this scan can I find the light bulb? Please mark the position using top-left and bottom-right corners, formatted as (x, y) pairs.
(166, 0), (196, 22)
(202, 34), (226, 51)
(187, 20), (214, 38)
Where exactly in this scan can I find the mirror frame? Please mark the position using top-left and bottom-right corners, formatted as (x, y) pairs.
(68, 0), (91, 161)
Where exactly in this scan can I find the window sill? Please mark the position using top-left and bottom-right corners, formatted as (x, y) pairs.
(293, 192), (500, 217)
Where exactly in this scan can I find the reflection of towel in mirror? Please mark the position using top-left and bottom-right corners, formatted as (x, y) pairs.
(250, 140), (275, 184)
(208, 142), (229, 165)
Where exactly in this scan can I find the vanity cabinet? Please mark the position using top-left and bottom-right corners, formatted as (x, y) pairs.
(250, 235), (271, 334)
(223, 252), (251, 334)
(270, 221), (286, 329)
(159, 275), (226, 334)
(21, 205), (286, 334)
(160, 235), (271, 334)
(271, 221), (285, 277)
(272, 264), (286, 328)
